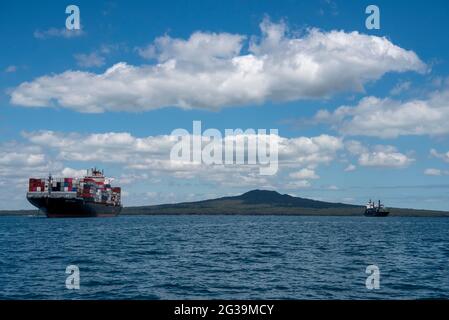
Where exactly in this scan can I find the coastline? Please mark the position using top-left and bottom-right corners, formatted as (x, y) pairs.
(2, 207), (449, 217)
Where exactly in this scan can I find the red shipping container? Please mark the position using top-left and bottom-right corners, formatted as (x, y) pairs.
(29, 178), (41, 191)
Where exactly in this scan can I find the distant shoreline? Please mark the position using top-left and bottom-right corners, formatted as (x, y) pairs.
(2, 208), (449, 217)
(5, 190), (449, 217)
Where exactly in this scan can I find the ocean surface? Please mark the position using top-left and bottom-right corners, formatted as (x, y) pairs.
(1, 215), (449, 300)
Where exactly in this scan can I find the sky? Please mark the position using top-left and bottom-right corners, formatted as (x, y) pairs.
(1, 0), (449, 210)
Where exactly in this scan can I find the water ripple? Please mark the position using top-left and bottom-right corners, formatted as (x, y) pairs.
(1, 215), (449, 299)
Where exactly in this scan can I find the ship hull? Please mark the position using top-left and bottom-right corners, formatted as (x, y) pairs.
(27, 196), (121, 218)
(364, 209), (389, 217)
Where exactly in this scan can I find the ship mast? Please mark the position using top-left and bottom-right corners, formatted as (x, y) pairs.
(48, 173), (52, 195)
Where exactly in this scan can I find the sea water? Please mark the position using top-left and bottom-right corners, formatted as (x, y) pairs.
(0, 215), (448, 299)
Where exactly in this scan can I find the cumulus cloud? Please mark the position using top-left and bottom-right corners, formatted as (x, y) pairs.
(0, 141), (64, 209)
(278, 134), (343, 168)
(22, 131), (175, 164)
(0, 143), (47, 168)
(15, 130), (345, 193)
(345, 141), (414, 168)
(359, 151), (413, 168)
(74, 52), (106, 67)
(22, 130), (342, 172)
(289, 168), (320, 180)
(430, 149), (449, 163)
(0, 143), (62, 179)
(137, 31), (246, 64)
(8, 131), (410, 187)
(314, 88), (449, 138)
(424, 168), (449, 176)
(60, 167), (88, 178)
(73, 44), (124, 68)
(12, 18), (425, 113)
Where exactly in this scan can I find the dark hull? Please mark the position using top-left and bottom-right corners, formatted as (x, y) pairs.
(27, 196), (121, 218)
(364, 209), (389, 217)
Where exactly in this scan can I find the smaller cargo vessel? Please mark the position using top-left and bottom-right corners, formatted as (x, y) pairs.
(364, 199), (389, 217)
(27, 168), (122, 218)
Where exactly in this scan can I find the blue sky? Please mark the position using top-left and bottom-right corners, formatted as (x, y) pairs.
(1, 0), (449, 210)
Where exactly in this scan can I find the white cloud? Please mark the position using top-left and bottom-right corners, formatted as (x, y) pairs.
(0, 143), (46, 167)
(390, 80), (411, 96)
(22, 131), (175, 164)
(345, 140), (367, 156)
(11, 129), (349, 198)
(430, 149), (449, 163)
(279, 134), (343, 167)
(60, 167), (88, 178)
(137, 31), (245, 64)
(314, 89), (449, 138)
(425, 168), (449, 176)
(359, 151), (413, 168)
(0, 142), (64, 209)
(289, 168), (319, 180)
(74, 52), (106, 67)
(12, 18), (425, 113)
(345, 141), (414, 168)
(284, 180), (312, 189)
(34, 27), (84, 39)
(22, 130), (342, 172)
(424, 168), (441, 176)
(73, 44), (123, 68)
(4, 65), (17, 73)
(344, 164), (356, 172)
(16, 130), (345, 194)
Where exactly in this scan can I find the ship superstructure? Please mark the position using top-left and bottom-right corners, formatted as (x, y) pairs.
(364, 199), (389, 217)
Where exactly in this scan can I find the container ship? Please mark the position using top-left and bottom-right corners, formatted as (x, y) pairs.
(27, 168), (122, 218)
(364, 199), (389, 217)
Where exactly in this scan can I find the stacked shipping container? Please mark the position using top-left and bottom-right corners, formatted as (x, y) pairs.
(28, 178), (46, 192)
(28, 175), (121, 206)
